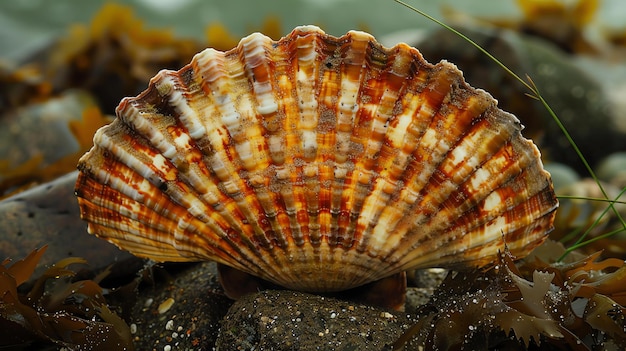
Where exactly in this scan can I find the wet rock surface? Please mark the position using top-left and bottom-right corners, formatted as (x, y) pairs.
(127, 261), (432, 350)
(216, 290), (415, 351)
(129, 262), (233, 350)
(0, 171), (136, 280)
(0, 91), (94, 167)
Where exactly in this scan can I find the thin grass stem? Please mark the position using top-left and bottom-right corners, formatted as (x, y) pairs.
(557, 195), (626, 205)
(558, 186), (626, 261)
(559, 227), (626, 259)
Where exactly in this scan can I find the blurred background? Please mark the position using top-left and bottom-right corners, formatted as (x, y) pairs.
(3, 0), (626, 60)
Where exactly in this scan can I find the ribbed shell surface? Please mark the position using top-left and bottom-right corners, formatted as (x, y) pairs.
(75, 26), (558, 292)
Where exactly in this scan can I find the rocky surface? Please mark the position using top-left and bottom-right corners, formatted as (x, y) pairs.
(0, 91), (94, 167)
(216, 290), (415, 351)
(0, 171), (137, 280)
(127, 261), (431, 351)
(129, 262), (233, 350)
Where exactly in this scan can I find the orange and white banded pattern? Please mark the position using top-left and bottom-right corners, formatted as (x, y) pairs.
(75, 26), (558, 292)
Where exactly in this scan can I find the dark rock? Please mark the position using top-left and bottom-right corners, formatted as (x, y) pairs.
(0, 91), (95, 167)
(0, 171), (136, 280)
(216, 289), (415, 351)
(129, 261), (233, 350)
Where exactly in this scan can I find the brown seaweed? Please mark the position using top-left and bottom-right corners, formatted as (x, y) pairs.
(394, 241), (626, 350)
(0, 246), (134, 350)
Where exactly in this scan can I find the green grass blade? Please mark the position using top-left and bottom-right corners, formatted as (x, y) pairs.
(557, 195), (626, 205)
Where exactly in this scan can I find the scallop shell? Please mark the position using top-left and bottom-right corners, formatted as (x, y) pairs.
(75, 26), (558, 293)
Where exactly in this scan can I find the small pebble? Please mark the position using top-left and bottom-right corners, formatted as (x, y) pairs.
(159, 298), (175, 314)
(165, 319), (175, 330)
(380, 312), (394, 319)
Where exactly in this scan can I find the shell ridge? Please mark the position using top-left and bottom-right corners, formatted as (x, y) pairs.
(272, 37), (312, 249)
(172, 214), (265, 272)
(233, 33), (309, 286)
(77, 175), (178, 236)
(402, 186), (557, 270)
(239, 32), (296, 250)
(394, 157), (518, 260)
(90, 130), (189, 216)
(153, 74), (228, 206)
(76, 166), (213, 262)
(345, 38), (405, 252)
(193, 50), (273, 244)
(293, 28), (325, 247)
(363, 85), (440, 251)
(222, 32), (310, 284)
(358, 65), (461, 255)
(195, 46), (279, 253)
(242, 33), (308, 264)
(356, 44), (448, 255)
(360, 99), (419, 255)
(315, 35), (346, 248)
(402, 105), (511, 231)
(356, 46), (432, 255)
(330, 31), (372, 247)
